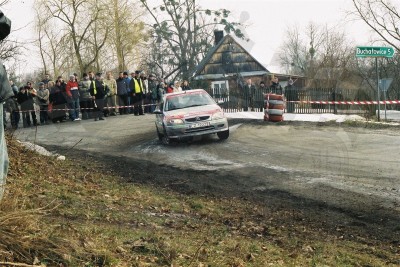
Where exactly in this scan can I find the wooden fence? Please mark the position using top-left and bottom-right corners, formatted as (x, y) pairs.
(206, 87), (375, 115)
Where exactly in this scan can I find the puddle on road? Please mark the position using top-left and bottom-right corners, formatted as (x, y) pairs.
(130, 139), (244, 171)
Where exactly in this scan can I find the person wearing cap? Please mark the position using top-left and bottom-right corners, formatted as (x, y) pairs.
(66, 74), (81, 121)
(116, 71), (129, 115)
(89, 72), (109, 121)
(259, 81), (267, 90)
(129, 70), (144, 115)
(36, 82), (50, 124)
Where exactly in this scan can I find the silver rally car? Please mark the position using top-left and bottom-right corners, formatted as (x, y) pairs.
(154, 89), (229, 144)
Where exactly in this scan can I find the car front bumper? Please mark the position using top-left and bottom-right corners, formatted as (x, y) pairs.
(164, 118), (229, 139)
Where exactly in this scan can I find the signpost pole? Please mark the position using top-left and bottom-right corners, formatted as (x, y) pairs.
(384, 89), (387, 121)
(356, 46), (395, 122)
(376, 58), (380, 122)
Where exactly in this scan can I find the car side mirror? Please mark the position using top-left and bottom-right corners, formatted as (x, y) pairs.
(153, 108), (162, 114)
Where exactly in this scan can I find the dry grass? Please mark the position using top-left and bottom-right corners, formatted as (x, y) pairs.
(0, 134), (399, 266)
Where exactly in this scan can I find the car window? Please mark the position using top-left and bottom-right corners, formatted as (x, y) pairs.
(165, 92), (215, 111)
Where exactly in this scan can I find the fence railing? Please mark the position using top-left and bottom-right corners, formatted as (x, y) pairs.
(206, 87), (378, 114)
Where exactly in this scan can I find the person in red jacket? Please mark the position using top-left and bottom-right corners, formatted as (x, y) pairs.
(66, 74), (81, 121)
(166, 82), (174, 94)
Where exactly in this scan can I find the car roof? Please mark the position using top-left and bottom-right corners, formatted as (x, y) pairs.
(164, 89), (207, 99)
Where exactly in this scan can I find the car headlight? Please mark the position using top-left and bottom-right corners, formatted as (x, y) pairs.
(166, 118), (184, 125)
(212, 111), (225, 120)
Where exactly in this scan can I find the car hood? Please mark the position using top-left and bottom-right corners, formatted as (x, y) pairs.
(164, 104), (222, 119)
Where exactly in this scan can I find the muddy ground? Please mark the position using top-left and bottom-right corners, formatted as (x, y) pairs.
(14, 116), (400, 247)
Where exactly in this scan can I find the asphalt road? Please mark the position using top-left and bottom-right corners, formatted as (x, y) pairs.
(13, 114), (400, 220)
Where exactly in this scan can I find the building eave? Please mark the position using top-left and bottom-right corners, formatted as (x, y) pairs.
(194, 70), (269, 80)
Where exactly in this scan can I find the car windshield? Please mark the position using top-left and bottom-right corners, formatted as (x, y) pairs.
(165, 92), (215, 111)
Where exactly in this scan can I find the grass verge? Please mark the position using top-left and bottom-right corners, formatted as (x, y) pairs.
(0, 135), (399, 266)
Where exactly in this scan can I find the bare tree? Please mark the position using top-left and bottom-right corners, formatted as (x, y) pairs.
(278, 23), (355, 88)
(350, 0), (400, 107)
(140, 0), (245, 80)
(106, 0), (146, 72)
(36, 0), (111, 75)
(279, 23), (324, 76)
(279, 26), (309, 75)
(350, 0), (400, 52)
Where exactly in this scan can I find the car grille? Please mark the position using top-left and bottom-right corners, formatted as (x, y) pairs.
(185, 116), (210, 122)
(185, 125), (215, 133)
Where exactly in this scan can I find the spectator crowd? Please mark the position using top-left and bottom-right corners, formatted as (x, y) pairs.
(3, 71), (193, 129)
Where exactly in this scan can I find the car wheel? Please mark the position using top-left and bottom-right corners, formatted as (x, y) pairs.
(162, 135), (171, 145)
(162, 128), (172, 145)
(217, 129), (229, 140)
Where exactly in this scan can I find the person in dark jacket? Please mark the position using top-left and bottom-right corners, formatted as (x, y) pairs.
(181, 80), (192, 91)
(49, 80), (68, 123)
(148, 74), (158, 113)
(90, 72), (109, 121)
(269, 76), (284, 95)
(4, 81), (20, 129)
(157, 82), (166, 103)
(284, 79), (298, 113)
(116, 71), (129, 115)
(129, 71), (144, 116)
(17, 86), (37, 127)
(124, 71), (132, 113)
(242, 78), (256, 111)
(78, 73), (93, 120)
(36, 82), (50, 124)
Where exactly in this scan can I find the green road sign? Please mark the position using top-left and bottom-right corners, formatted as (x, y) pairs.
(356, 46), (395, 58)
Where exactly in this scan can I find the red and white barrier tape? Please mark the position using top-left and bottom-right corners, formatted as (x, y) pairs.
(288, 100), (400, 105)
(13, 103), (158, 113)
(264, 100), (400, 105)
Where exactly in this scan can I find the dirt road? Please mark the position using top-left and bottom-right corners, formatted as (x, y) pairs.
(13, 115), (400, 242)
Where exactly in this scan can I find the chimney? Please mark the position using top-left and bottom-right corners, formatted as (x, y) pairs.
(214, 30), (224, 45)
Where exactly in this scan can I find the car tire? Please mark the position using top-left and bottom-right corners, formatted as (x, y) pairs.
(162, 132), (170, 145)
(161, 128), (175, 145)
(217, 129), (229, 140)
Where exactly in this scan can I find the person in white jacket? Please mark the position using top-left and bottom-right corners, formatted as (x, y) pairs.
(172, 81), (182, 93)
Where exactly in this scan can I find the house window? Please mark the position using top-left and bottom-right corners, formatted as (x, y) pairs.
(211, 81), (229, 97)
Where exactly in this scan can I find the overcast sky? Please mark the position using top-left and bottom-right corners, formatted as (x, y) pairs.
(2, 0), (372, 75)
